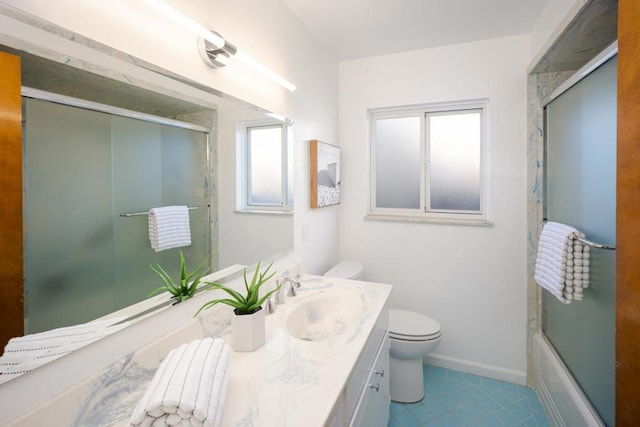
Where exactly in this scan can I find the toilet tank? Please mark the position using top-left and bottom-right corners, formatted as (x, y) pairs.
(324, 261), (364, 280)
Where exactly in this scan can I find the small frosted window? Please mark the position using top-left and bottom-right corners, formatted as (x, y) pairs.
(375, 117), (421, 209)
(248, 126), (283, 205)
(429, 112), (481, 211)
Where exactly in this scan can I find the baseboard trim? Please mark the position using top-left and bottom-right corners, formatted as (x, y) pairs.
(423, 353), (527, 385)
(533, 333), (604, 427)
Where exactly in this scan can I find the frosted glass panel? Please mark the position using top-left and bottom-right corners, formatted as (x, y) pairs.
(544, 56), (616, 426)
(24, 99), (210, 332)
(429, 112), (481, 211)
(248, 127), (282, 205)
(375, 116), (421, 209)
(24, 99), (114, 333)
(111, 118), (162, 310)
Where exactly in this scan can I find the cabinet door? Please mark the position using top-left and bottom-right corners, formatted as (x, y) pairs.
(350, 335), (390, 427)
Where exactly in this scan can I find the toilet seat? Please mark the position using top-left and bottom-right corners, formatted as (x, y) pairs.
(389, 330), (441, 342)
(389, 309), (441, 342)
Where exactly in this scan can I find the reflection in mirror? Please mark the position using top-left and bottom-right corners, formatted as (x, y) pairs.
(23, 95), (211, 334)
(0, 41), (293, 383)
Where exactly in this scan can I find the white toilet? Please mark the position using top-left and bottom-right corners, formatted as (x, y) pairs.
(323, 260), (364, 280)
(324, 262), (442, 403)
(389, 308), (442, 403)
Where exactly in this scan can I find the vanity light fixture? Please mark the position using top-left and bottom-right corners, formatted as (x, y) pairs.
(144, 0), (296, 92)
(234, 50), (296, 92)
(197, 31), (237, 69)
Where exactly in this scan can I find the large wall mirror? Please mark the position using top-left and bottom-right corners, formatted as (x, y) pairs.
(0, 22), (293, 383)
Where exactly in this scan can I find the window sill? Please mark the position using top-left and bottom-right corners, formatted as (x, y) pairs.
(364, 213), (493, 227)
(234, 209), (293, 216)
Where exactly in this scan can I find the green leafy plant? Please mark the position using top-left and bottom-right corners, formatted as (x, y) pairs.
(195, 262), (279, 316)
(148, 251), (210, 304)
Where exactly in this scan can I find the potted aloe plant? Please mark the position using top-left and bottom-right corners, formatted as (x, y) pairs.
(148, 251), (210, 304)
(195, 262), (279, 352)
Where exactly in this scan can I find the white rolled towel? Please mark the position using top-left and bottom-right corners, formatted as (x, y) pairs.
(129, 338), (230, 427)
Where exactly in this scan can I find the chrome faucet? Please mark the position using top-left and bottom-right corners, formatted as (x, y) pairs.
(274, 276), (301, 304)
(264, 296), (276, 315)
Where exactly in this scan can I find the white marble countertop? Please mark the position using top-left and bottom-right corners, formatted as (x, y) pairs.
(215, 276), (392, 426)
(6, 275), (391, 427)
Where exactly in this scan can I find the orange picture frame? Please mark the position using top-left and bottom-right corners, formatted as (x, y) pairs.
(310, 139), (341, 208)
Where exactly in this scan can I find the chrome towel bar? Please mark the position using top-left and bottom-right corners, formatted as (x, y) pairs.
(575, 237), (616, 251)
(120, 206), (205, 218)
(542, 219), (616, 250)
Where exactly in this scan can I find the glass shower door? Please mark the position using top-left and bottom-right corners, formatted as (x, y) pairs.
(543, 56), (617, 426)
(23, 99), (114, 332)
(24, 98), (210, 333)
(111, 118), (209, 310)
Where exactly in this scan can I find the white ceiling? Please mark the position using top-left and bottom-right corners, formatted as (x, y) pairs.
(282, 0), (550, 61)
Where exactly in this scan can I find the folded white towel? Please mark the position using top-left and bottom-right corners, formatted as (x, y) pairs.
(148, 206), (192, 252)
(534, 221), (590, 304)
(129, 338), (230, 427)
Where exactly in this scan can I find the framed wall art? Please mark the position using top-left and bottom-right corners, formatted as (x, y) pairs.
(310, 140), (341, 208)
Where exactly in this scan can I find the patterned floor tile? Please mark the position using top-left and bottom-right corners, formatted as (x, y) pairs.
(388, 365), (551, 427)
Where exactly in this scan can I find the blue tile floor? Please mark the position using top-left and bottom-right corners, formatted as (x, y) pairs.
(389, 365), (550, 426)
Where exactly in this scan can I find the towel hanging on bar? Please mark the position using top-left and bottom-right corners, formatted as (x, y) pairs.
(148, 205), (192, 252)
(534, 221), (591, 304)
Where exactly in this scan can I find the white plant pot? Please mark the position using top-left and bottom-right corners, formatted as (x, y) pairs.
(231, 307), (265, 352)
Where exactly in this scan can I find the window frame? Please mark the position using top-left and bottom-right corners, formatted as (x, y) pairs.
(237, 119), (293, 214)
(368, 100), (489, 225)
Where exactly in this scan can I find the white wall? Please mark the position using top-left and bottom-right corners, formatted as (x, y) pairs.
(291, 67), (341, 276)
(338, 35), (529, 381)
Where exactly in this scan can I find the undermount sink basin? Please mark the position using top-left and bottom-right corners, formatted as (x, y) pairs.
(285, 290), (365, 342)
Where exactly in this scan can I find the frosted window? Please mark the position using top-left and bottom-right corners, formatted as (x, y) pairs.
(248, 126), (282, 205)
(369, 102), (486, 220)
(429, 112), (481, 211)
(242, 122), (291, 211)
(375, 117), (421, 209)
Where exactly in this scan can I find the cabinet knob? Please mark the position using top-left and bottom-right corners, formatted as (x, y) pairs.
(368, 383), (380, 392)
(373, 369), (385, 378)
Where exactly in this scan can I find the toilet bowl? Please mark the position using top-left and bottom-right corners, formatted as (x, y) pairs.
(389, 308), (442, 403)
(323, 261), (364, 280)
